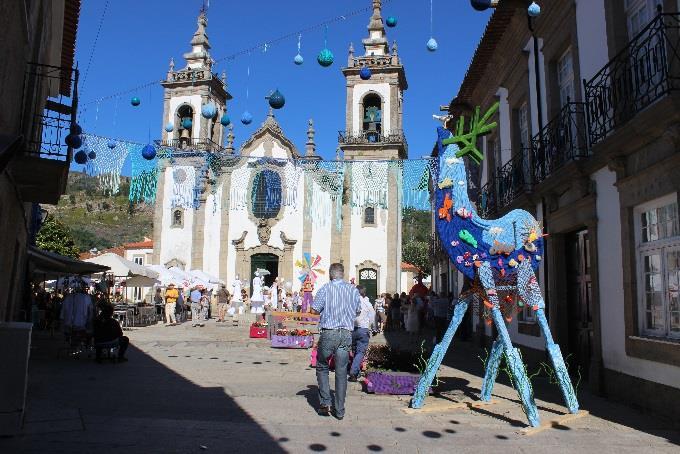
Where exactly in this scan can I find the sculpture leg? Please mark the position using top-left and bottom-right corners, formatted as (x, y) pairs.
(479, 262), (540, 427)
(517, 261), (579, 414)
(410, 298), (469, 409)
(480, 336), (503, 401)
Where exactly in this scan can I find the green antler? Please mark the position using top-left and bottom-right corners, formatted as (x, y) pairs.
(442, 101), (499, 165)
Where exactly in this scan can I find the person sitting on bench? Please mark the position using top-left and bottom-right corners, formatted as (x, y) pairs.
(94, 305), (129, 363)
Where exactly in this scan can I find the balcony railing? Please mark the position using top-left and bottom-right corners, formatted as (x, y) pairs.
(21, 63), (79, 160)
(532, 102), (589, 183)
(478, 179), (497, 218)
(338, 129), (406, 146)
(157, 137), (224, 153)
(584, 9), (680, 145)
(496, 150), (531, 209)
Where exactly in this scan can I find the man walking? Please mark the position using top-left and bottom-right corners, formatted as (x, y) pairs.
(190, 286), (203, 327)
(216, 284), (230, 322)
(164, 283), (178, 326)
(349, 285), (375, 382)
(311, 263), (361, 420)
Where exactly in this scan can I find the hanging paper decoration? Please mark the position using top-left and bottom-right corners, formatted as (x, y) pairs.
(268, 89), (285, 109)
(317, 26), (334, 67)
(350, 161), (389, 210)
(65, 133), (83, 149)
(427, 0), (438, 52)
(527, 1), (541, 17)
(165, 122), (174, 132)
(70, 123), (83, 135)
(73, 150), (88, 164)
(83, 134), (131, 193)
(305, 160), (345, 230)
(107, 139), (117, 149)
(181, 118), (193, 129)
(220, 113), (231, 126)
(241, 110), (253, 125)
(295, 253), (325, 284)
(88, 150), (97, 160)
(131, 96), (141, 106)
(470, 0), (493, 11)
(401, 159), (436, 210)
(171, 165), (197, 209)
(386, 16), (397, 27)
(359, 66), (372, 80)
(142, 144), (156, 160)
(201, 103), (217, 119)
(130, 143), (161, 204)
(294, 33), (304, 65)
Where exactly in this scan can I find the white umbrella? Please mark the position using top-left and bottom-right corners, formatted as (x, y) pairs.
(85, 253), (159, 279)
(189, 269), (224, 285)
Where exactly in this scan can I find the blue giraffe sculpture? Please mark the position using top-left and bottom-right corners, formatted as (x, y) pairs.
(410, 104), (579, 427)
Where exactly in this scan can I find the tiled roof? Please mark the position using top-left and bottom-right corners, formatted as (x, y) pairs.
(61, 0), (81, 96)
(401, 262), (421, 273)
(123, 239), (154, 249)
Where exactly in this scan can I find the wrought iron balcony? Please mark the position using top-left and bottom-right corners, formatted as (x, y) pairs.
(338, 129), (406, 146)
(584, 8), (680, 145)
(157, 137), (224, 153)
(532, 102), (589, 184)
(478, 179), (497, 218)
(496, 150), (531, 209)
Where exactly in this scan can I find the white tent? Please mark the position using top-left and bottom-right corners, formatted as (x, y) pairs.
(146, 265), (180, 287)
(189, 269), (224, 285)
(85, 253), (159, 279)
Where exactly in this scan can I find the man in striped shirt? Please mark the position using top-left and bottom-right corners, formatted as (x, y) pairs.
(311, 263), (361, 420)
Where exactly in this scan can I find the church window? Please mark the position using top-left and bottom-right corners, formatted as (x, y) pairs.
(362, 93), (382, 139)
(172, 209), (183, 227)
(251, 170), (282, 219)
(364, 206), (375, 225)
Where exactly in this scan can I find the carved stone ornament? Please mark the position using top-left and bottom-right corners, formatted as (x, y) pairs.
(257, 219), (271, 245)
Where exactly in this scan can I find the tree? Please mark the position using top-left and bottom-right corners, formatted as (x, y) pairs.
(36, 217), (80, 258)
(402, 241), (430, 278)
(401, 208), (432, 277)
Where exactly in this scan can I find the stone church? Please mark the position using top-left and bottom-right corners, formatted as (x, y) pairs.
(151, 0), (407, 300)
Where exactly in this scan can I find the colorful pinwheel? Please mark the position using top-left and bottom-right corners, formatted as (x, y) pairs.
(295, 252), (325, 283)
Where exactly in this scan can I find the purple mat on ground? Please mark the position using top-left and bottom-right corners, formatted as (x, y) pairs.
(365, 372), (428, 395)
(270, 335), (314, 349)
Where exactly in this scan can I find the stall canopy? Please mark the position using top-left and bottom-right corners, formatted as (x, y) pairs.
(28, 246), (110, 280)
(84, 253), (159, 280)
(189, 269), (224, 285)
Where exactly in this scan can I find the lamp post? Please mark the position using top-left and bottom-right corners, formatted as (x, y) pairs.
(469, 1), (543, 181)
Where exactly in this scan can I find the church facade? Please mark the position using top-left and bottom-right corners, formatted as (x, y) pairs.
(151, 1), (407, 301)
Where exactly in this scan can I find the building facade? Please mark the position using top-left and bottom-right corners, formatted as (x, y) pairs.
(434, 0), (680, 420)
(152, 1), (405, 301)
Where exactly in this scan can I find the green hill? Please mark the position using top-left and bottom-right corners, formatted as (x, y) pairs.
(46, 172), (153, 253)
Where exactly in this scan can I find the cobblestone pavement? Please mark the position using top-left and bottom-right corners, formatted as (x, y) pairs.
(2, 318), (679, 453)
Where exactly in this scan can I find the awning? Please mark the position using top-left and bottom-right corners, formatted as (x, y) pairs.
(28, 246), (110, 279)
(84, 253), (159, 279)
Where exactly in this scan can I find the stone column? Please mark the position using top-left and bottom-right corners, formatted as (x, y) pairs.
(219, 172), (232, 283)
(385, 163), (400, 292)
(151, 165), (167, 265)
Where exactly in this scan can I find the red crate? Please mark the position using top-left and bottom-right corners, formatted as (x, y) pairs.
(249, 326), (268, 338)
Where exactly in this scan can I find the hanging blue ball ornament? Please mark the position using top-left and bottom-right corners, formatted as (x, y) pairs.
(359, 66), (372, 80)
(73, 150), (88, 164)
(470, 0), (492, 11)
(70, 123), (83, 135)
(201, 103), (217, 119)
(107, 139), (117, 149)
(181, 118), (193, 129)
(527, 1), (541, 17)
(317, 48), (334, 67)
(131, 96), (141, 106)
(241, 111), (253, 125)
(268, 89), (285, 109)
(294, 53), (304, 65)
(386, 16), (397, 27)
(142, 144), (156, 160)
(427, 37), (438, 52)
(164, 122), (174, 132)
(220, 113), (231, 126)
(88, 150), (97, 160)
(65, 133), (82, 149)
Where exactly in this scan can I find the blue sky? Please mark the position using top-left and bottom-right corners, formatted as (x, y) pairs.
(74, 0), (490, 174)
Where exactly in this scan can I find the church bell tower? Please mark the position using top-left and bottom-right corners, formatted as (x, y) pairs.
(160, 9), (232, 152)
(339, 0), (408, 160)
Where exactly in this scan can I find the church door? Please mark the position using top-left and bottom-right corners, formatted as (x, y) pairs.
(358, 268), (378, 303)
(250, 253), (279, 289)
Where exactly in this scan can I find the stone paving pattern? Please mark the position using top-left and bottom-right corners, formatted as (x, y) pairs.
(1, 317), (679, 453)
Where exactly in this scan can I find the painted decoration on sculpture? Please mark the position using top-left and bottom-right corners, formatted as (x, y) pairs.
(317, 48), (334, 67)
(141, 144), (156, 160)
(201, 103), (217, 119)
(131, 96), (141, 106)
(386, 16), (397, 27)
(220, 113), (231, 126)
(528, 1), (541, 17)
(426, 37), (438, 52)
(294, 53), (304, 65)
(241, 110), (253, 125)
(73, 150), (88, 164)
(65, 133), (83, 149)
(164, 122), (174, 132)
(359, 66), (372, 80)
(269, 89), (285, 109)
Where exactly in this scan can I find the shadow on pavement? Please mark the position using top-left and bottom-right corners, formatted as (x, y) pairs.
(0, 332), (286, 453)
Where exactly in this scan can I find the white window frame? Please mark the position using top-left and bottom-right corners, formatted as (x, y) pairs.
(557, 48), (575, 107)
(634, 193), (680, 340)
(625, 0), (656, 39)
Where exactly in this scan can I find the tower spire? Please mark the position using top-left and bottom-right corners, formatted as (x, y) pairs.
(305, 119), (316, 157)
(183, 9), (212, 69)
(363, 0), (388, 56)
